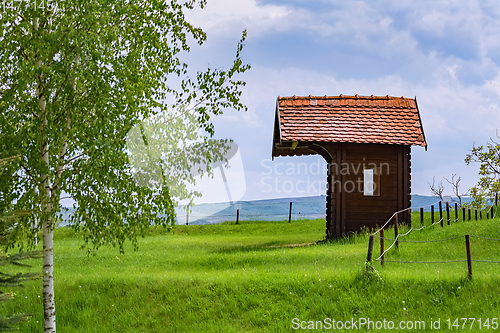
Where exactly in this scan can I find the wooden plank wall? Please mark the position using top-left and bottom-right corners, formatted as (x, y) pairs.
(403, 146), (411, 224)
(312, 143), (339, 238)
(342, 143), (401, 233)
(312, 142), (412, 238)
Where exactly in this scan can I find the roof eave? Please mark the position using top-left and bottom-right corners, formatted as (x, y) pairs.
(414, 96), (428, 151)
(271, 98), (283, 160)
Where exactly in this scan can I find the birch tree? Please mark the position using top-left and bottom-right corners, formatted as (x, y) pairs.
(465, 132), (500, 208)
(0, 1), (249, 332)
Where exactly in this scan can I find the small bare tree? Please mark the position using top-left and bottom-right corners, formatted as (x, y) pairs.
(444, 174), (463, 207)
(428, 176), (444, 201)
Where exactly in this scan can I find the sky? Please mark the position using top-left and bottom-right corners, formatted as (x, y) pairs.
(179, 0), (500, 203)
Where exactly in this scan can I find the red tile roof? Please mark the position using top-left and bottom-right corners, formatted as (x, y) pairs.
(274, 94), (427, 147)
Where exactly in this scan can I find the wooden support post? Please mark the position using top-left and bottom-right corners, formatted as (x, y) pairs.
(288, 202), (292, 223)
(420, 207), (424, 226)
(462, 207), (466, 222)
(236, 209), (239, 225)
(475, 209), (478, 221)
(468, 209), (471, 221)
(455, 203), (458, 222)
(394, 214), (399, 250)
(380, 229), (385, 267)
(367, 234), (374, 262)
(446, 202), (450, 225)
(480, 211), (482, 220)
(186, 208), (189, 226)
(465, 234), (472, 279)
(439, 201), (443, 227)
(431, 205), (435, 225)
(496, 192), (498, 206)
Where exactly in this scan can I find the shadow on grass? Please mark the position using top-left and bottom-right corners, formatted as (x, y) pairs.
(213, 240), (320, 254)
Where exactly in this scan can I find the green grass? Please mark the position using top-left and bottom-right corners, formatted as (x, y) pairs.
(2, 207), (500, 332)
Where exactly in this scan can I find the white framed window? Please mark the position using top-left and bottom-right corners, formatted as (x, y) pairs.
(364, 169), (374, 196)
(363, 167), (380, 196)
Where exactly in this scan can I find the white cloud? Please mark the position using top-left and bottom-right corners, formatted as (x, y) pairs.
(189, 0), (500, 68)
(212, 64), (500, 198)
(183, 0), (500, 198)
(411, 1), (481, 34)
(484, 72), (500, 98)
(185, 0), (292, 36)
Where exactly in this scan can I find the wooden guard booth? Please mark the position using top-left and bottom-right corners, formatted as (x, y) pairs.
(272, 95), (427, 238)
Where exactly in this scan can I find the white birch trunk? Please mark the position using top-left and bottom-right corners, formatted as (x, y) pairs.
(40, 91), (56, 333)
(33, 218), (38, 246)
(42, 213), (56, 333)
(35, 16), (57, 333)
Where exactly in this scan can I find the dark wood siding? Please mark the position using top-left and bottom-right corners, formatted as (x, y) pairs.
(309, 143), (339, 237)
(403, 146), (411, 223)
(342, 144), (400, 233)
(314, 143), (412, 237)
(295, 142), (412, 238)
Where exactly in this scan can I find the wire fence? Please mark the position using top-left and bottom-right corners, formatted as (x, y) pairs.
(175, 198), (327, 225)
(176, 194), (499, 226)
(366, 195), (500, 278)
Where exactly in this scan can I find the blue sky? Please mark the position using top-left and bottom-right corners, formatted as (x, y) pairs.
(182, 0), (500, 201)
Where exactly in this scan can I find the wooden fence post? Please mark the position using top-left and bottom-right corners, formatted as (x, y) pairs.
(468, 209), (471, 221)
(186, 208), (189, 226)
(475, 209), (478, 221)
(496, 193), (498, 206)
(431, 205), (435, 225)
(462, 207), (466, 222)
(455, 203), (458, 222)
(288, 202), (292, 223)
(420, 207), (424, 226)
(367, 235), (374, 263)
(380, 229), (385, 267)
(480, 211), (482, 220)
(446, 202), (450, 225)
(439, 201), (443, 227)
(394, 214), (399, 249)
(236, 209), (239, 225)
(465, 235), (472, 279)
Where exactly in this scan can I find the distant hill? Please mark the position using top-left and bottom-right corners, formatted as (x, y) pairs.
(58, 194), (477, 226)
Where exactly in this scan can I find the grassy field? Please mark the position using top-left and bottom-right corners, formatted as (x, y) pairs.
(2, 206), (500, 332)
